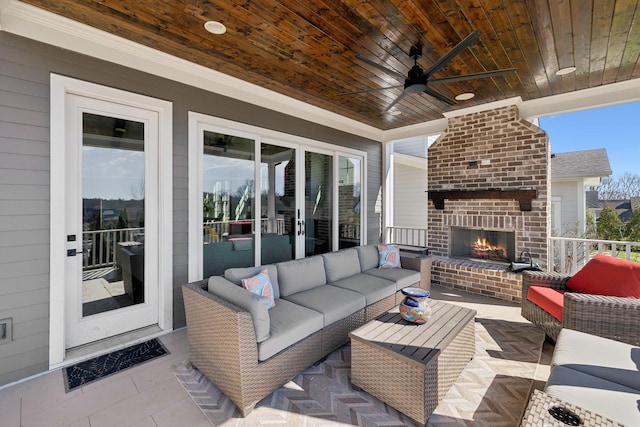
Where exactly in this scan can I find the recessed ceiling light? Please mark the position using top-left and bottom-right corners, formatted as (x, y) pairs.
(455, 92), (475, 101)
(556, 66), (576, 76)
(204, 21), (226, 35)
(389, 110), (402, 116)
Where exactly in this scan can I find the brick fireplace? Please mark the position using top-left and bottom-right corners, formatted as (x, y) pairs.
(427, 104), (549, 303)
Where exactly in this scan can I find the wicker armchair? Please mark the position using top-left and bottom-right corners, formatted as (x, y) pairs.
(521, 270), (640, 346)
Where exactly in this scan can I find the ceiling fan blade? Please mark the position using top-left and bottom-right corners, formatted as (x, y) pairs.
(423, 31), (481, 78)
(356, 55), (407, 81)
(428, 68), (517, 85)
(423, 87), (456, 105)
(338, 85), (404, 96)
(383, 91), (408, 112)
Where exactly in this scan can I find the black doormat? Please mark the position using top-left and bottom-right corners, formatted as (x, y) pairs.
(63, 338), (169, 392)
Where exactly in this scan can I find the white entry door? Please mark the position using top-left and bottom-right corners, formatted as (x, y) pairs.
(63, 94), (160, 349)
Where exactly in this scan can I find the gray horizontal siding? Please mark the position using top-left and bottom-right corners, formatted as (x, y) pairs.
(0, 30), (51, 388)
(0, 30), (383, 386)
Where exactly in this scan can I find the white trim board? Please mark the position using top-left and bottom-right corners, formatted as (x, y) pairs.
(3, 0), (640, 143)
(392, 153), (428, 169)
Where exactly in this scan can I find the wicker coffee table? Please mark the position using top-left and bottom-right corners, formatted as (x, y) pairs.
(349, 300), (476, 425)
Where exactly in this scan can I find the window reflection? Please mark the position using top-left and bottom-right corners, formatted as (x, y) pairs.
(202, 132), (255, 278)
(81, 113), (146, 316)
(305, 152), (333, 256)
(260, 144), (295, 263)
(338, 156), (362, 248)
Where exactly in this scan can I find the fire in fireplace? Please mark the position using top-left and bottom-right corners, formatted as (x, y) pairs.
(450, 227), (516, 263)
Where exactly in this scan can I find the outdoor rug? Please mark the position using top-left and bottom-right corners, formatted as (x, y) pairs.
(174, 316), (544, 426)
(63, 338), (169, 391)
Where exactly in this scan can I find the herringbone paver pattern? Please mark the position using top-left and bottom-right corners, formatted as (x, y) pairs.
(175, 316), (544, 426)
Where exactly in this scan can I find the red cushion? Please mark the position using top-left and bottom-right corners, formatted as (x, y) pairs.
(527, 286), (566, 321)
(566, 254), (640, 298)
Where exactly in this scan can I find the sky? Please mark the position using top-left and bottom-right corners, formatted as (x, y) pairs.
(83, 146), (144, 200)
(538, 101), (640, 178)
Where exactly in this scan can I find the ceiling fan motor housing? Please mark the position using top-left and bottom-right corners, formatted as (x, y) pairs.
(405, 65), (427, 92)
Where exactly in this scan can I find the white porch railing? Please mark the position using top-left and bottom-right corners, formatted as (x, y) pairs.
(82, 227), (144, 269)
(549, 236), (640, 275)
(385, 227), (428, 247)
(384, 227), (640, 275)
(203, 219), (286, 243)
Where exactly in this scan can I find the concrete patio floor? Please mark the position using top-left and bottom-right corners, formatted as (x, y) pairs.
(0, 285), (553, 427)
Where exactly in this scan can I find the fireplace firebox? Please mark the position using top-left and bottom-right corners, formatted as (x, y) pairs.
(450, 227), (515, 263)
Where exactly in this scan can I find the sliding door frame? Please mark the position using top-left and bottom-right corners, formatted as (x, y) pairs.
(188, 112), (367, 281)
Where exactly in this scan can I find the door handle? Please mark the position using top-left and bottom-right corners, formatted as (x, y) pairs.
(300, 220), (305, 236)
(67, 249), (86, 257)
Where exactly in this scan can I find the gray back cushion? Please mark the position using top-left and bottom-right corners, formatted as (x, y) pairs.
(356, 245), (379, 271)
(277, 255), (326, 296)
(224, 265), (280, 299)
(207, 276), (271, 342)
(322, 249), (361, 282)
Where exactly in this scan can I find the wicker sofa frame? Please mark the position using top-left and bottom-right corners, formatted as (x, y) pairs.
(521, 270), (640, 345)
(182, 252), (431, 416)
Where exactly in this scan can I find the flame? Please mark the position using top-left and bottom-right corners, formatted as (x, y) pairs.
(471, 237), (507, 259)
(475, 238), (495, 250)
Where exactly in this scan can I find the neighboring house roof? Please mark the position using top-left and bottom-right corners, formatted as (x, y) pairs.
(586, 191), (637, 222)
(551, 148), (612, 179)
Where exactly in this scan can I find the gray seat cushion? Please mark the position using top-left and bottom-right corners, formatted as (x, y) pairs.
(207, 276), (271, 342)
(552, 328), (640, 391)
(363, 267), (420, 290)
(356, 245), (379, 271)
(545, 365), (640, 427)
(224, 264), (280, 299)
(277, 255), (326, 297)
(283, 285), (366, 326)
(257, 299), (323, 361)
(322, 248), (361, 282)
(328, 274), (396, 305)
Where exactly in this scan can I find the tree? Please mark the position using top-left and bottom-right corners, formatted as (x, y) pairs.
(617, 172), (640, 199)
(597, 203), (623, 240)
(117, 208), (129, 229)
(594, 173), (640, 199)
(625, 203), (640, 242)
(585, 208), (597, 238)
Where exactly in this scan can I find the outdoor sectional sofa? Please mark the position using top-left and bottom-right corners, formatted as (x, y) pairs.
(538, 328), (640, 426)
(182, 244), (431, 416)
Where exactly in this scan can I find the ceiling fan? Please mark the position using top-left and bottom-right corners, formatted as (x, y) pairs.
(346, 31), (516, 112)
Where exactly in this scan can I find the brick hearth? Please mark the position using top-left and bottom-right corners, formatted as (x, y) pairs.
(427, 104), (550, 303)
(430, 256), (524, 303)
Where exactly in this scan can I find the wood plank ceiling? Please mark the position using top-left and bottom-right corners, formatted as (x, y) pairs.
(21, 0), (640, 130)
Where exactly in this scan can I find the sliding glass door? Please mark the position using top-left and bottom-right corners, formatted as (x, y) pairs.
(189, 113), (366, 281)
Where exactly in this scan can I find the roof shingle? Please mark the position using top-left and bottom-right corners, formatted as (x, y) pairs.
(551, 148), (612, 178)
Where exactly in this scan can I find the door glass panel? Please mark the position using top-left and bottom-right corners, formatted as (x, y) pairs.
(203, 131), (255, 277)
(338, 156), (362, 248)
(305, 152), (333, 256)
(260, 143), (295, 263)
(82, 113), (145, 316)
